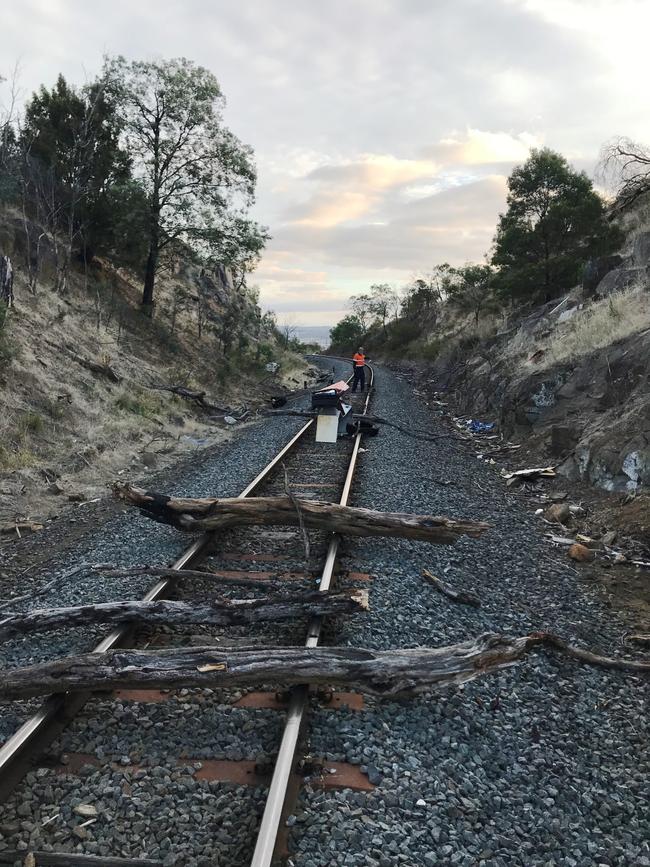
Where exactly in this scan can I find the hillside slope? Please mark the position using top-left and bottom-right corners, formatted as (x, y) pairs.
(0, 212), (310, 529)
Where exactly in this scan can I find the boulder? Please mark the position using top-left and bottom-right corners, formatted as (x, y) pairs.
(595, 266), (645, 296)
(550, 424), (578, 457)
(582, 255), (623, 296)
(568, 543), (595, 562)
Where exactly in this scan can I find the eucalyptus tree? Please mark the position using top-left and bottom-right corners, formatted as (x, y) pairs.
(105, 56), (266, 312)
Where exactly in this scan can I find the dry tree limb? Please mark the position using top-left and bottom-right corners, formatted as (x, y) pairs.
(64, 347), (122, 383)
(114, 484), (489, 544)
(91, 564), (297, 591)
(0, 566), (87, 612)
(148, 384), (229, 413)
(0, 632), (647, 701)
(0, 589), (368, 642)
(422, 569), (481, 607)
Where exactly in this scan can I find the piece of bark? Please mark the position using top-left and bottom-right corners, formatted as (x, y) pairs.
(1, 632), (647, 701)
(114, 484), (489, 544)
(0, 590), (368, 642)
(422, 569), (481, 607)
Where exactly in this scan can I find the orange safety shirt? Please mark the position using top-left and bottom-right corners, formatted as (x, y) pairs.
(353, 352), (365, 368)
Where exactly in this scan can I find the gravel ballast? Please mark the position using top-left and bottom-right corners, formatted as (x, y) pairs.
(1, 360), (647, 866)
(289, 364), (650, 867)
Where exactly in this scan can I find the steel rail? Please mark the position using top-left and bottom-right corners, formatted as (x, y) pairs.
(250, 363), (374, 867)
(0, 385), (321, 789)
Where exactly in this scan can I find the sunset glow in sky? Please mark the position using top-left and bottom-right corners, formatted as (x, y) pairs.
(3, 0), (650, 324)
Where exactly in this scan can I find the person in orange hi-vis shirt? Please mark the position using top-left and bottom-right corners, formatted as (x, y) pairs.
(351, 346), (367, 392)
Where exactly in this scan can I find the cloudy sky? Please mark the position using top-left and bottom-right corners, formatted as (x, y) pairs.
(3, 0), (650, 325)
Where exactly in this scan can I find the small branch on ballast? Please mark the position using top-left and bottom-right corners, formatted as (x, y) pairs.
(422, 569), (481, 607)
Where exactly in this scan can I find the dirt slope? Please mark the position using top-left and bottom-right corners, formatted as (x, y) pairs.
(0, 214), (311, 530)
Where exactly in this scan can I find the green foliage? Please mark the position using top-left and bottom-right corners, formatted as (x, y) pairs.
(329, 315), (365, 350)
(350, 284), (399, 332)
(492, 148), (623, 304)
(104, 56), (268, 307)
(115, 390), (161, 418)
(384, 319), (421, 351)
(21, 73), (130, 259)
(447, 263), (498, 323)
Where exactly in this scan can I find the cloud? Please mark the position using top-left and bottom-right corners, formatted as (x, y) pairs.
(3, 0), (648, 325)
(425, 129), (541, 166)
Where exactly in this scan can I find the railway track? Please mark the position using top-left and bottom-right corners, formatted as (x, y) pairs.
(0, 360), (375, 866)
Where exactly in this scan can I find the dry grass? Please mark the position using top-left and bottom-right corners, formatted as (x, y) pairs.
(506, 284), (650, 371)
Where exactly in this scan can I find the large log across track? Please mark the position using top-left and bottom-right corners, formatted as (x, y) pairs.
(0, 590), (368, 642)
(0, 633), (647, 701)
(114, 484), (489, 543)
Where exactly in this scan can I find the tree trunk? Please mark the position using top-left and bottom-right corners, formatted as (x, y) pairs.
(0, 590), (368, 642)
(114, 484), (490, 544)
(142, 244), (158, 312)
(1, 633), (647, 701)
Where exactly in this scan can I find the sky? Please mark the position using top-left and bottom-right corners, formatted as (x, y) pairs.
(2, 0), (650, 326)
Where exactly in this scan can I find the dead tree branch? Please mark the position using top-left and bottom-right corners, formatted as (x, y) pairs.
(422, 569), (481, 607)
(0, 589), (368, 642)
(114, 484), (490, 544)
(0, 632), (647, 700)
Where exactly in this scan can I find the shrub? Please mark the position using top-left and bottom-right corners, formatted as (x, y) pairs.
(0, 444), (36, 470)
(19, 412), (44, 435)
(115, 390), (161, 418)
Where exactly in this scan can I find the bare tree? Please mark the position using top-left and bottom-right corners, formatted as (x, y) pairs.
(600, 137), (650, 216)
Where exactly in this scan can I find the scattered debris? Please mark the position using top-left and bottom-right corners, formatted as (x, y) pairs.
(73, 804), (99, 818)
(545, 533), (576, 547)
(265, 362), (280, 373)
(601, 530), (618, 546)
(544, 503), (571, 525)
(223, 415), (238, 425)
(466, 419), (495, 434)
(422, 569), (481, 607)
(502, 466), (556, 486)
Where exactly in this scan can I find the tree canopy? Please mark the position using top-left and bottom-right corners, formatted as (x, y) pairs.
(329, 315), (364, 350)
(105, 56), (268, 310)
(492, 148), (622, 303)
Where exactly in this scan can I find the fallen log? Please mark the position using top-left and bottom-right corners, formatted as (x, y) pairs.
(422, 569), (481, 607)
(65, 347), (122, 383)
(0, 589), (368, 642)
(114, 484), (489, 543)
(0, 632), (647, 700)
(149, 384), (230, 414)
